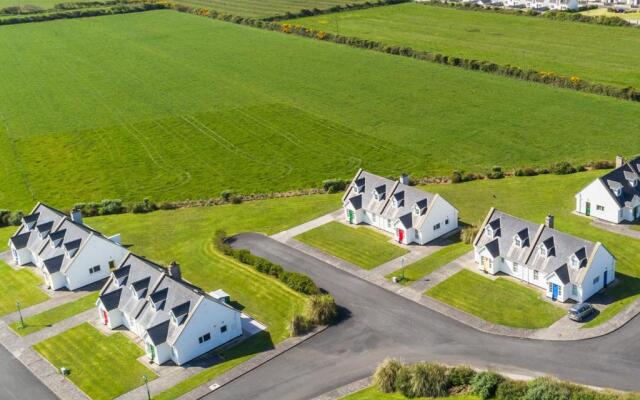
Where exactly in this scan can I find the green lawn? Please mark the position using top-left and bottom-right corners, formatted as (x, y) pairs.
(34, 323), (157, 400)
(0, 226), (14, 251)
(421, 170), (640, 328)
(386, 242), (471, 286)
(581, 7), (640, 22)
(290, 3), (640, 89)
(2, 12), (640, 211)
(341, 386), (480, 400)
(427, 269), (565, 328)
(87, 194), (338, 399)
(10, 292), (99, 336)
(295, 221), (408, 269)
(171, 0), (371, 18)
(0, 262), (48, 316)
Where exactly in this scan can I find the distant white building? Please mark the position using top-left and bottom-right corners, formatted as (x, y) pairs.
(575, 156), (640, 224)
(474, 208), (615, 303)
(8, 203), (127, 290)
(97, 253), (243, 366)
(342, 170), (459, 245)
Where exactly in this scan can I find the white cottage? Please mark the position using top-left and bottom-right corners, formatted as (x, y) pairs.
(575, 156), (640, 224)
(97, 254), (242, 366)
(474, 208), (616, 303)
(8, 203), (127, 290)
(342, 170), (459, 245)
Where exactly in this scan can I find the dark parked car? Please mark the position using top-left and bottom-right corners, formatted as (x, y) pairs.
(568, 303), (594, 322)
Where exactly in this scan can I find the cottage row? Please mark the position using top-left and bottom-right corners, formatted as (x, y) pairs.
(343, 170), (617, 303)
(8, 203), (243, 366)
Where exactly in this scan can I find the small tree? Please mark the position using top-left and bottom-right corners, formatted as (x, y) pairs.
(471, 371), (504, 400)
(304, 295), (337, 325)
(373, 358), (402, 393)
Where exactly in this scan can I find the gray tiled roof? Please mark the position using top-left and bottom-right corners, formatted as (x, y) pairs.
(475, 209), (599, 285)
(597, 157), (640, 208)
(37, 218), (92, 274)
(99, 253), (239, 346)
(343, 170), (442, 230)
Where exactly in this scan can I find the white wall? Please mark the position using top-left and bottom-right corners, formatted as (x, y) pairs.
(172, 300), (242, 366)
(418, 196), (458, 244)
(65, 236), (128, 291)
(580, 246), (616, 302)
(575, 180), (622, 224)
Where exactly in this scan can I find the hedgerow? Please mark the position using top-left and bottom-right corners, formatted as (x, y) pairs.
(265, 0), (410, 21)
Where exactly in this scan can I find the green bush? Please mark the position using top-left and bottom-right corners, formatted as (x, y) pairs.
(280, 271), (319, 295)
(515, 167), (538, 177)
(373, 358), (402, 393)
(496, 379), (528, 400)
(410, 362), (449, 398)
(550, 161), (577, 175)
(524, 377), (571, 400)
(487, 166), (505, 179)
(448, 365), (476, 387)
(589, 160), (615, 170)
(461, 226), (479, 245)
(289, 314), (310, 336)
(395, 366), (412, 398)
(158, 202), (177, 210)
(472, 371), (504, 399)
(322, 179), (348, 193)
(304, 294), (337, 325)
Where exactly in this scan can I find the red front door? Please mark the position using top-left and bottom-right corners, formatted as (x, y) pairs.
(102, 310), (109, 325)
(397, 229), (404, 243)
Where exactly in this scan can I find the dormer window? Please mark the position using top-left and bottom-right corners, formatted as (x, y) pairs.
(514, 237), (522, 247)
(570, 255), (579, 268)
(413, 204), (420, 215)
(539, 245), (548, 258)
(171, 301), (190, 326)
(355, 184), (364, 194)
(486, 226), (494, 238)
(131, 285), (142, 299)
(614, 188), (623, 197)
(631, 178), (638, 187)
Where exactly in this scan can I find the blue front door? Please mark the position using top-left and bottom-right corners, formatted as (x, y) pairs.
(552, 284), (559, 300)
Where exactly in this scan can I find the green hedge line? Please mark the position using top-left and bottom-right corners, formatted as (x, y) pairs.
(213, 230), (320, 296)
(372, 359), (638, 399)
(420, 1), (633, 27)
(168, 5), (640, 103)
(265, 0), (409, 21)
(0, 2), (166, 25)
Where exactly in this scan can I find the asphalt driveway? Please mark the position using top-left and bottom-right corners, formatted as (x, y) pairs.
(206, 233), (640, 400)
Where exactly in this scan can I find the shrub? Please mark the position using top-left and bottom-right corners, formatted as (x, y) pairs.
(524, 377), (571, 400)
(395, 365), (412, 398)
(589, 160), (615, 170)
(8, 211), (24, 226)
(289, 314), (310, 336)
(451, 170), (464, 183)
(487, 166), (504, 179)
(280, 271), (319, 295)
(461, 226), (479, 245)
(322, 178), (348, 193)
(99, 199), (125, 215)
(472, 371), (504, 399)
(231, 196), (243, 204)
(304, 294), (337, 325)
(550, 161), (577, 175)
(158, 201), (177, 210)
(448, 365), (476, 387)
(220, 190), (233, 202)
(514, 167), (538, 177)
(496, 379), (528, 400)
(410, 362), (449, 398)
(373, 358), (402, 393)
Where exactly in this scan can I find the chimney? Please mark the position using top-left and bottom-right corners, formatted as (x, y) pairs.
(615, 155), (625, 169)
(70, 209), (83, 225)
(399, 174), (410, 185)
(545, 214), (554, 229)
(168, 261), (181, 280)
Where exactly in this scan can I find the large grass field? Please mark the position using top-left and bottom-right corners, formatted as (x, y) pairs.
(0, 262), (48, 316)
(170, 0), (371, 18)
(2, 11), (640, 211)
(386, 242), (471, 286)
(421, 170), (640, 327)
(290, 3), (640, 89)
(427, 269), (565, 328)
(295, 221), (408, 269)
(10, 292), (98, 336)
(34, 323), (157, 400)
(87, 194), (337, 399)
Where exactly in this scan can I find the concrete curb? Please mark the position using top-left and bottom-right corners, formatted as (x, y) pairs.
(174, 325), (328, 400)
(277, 237), (640, 342)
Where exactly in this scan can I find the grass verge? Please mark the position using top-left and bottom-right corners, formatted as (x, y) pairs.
(341, 386), (480, 399)
(10, 292), (99, 336)
(295, 221), (408, 269)
(426, 269), (565, 329)
(386, 242), (471, 285)
(33, 323), (157, 400)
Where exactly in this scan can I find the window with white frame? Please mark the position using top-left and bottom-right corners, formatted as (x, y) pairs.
(513, 263), (518, 273)
(596, 205), (605, 211)
(514, 236), (522, 247)
(593, 276), (600, 285)
(539, 245), (548, 258)
(571, 284), (578, 296)
(198, 333), (211, 344)
(220, 325), (227, 333)
(433, 223), (441, 230)
(89, 265), (101, 274)
(445, 217), (449, 225)
(533, 270), (539, 280)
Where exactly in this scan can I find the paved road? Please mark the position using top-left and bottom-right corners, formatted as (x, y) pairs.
(207, 233), (640, 400)
(0, 345), (57, 400)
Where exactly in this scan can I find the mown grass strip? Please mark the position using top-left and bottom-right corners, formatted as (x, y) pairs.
(386, 242), (471, 286)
